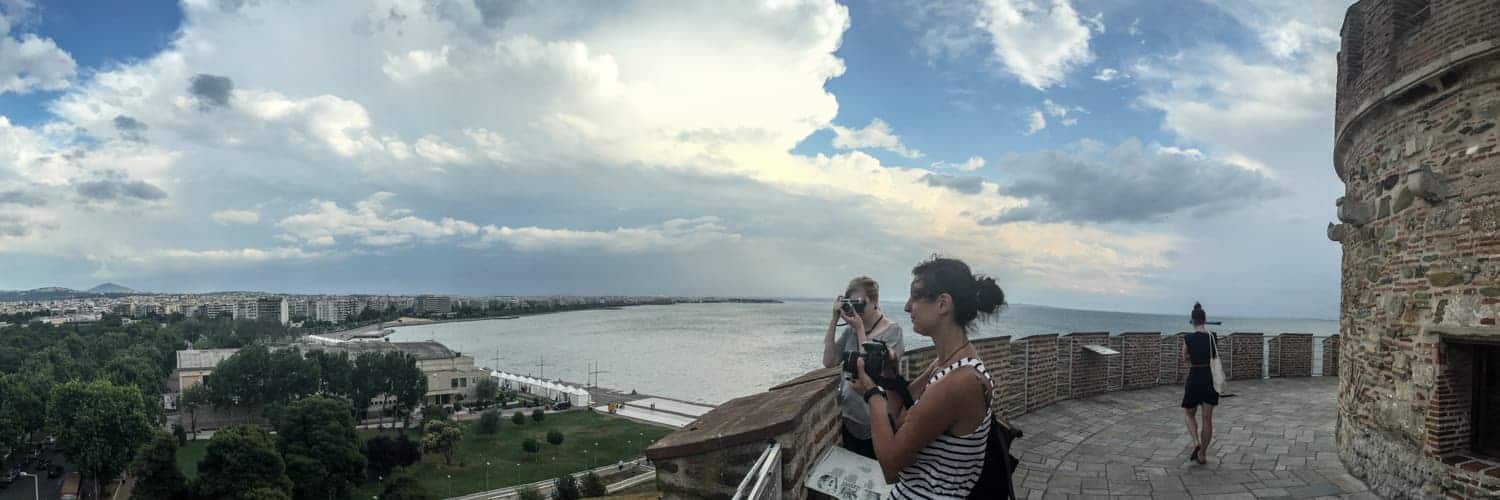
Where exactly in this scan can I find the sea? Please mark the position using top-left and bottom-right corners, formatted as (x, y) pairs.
(386, 300), (1338, 405)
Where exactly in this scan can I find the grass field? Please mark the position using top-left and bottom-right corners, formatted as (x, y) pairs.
(175, 410), (673, 498)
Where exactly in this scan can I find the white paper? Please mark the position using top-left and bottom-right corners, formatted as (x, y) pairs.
(804, 446), (891, 500)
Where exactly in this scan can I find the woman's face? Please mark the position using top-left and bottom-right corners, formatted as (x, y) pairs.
(904, 278), (943, 336)
(844, 289), (879, 322)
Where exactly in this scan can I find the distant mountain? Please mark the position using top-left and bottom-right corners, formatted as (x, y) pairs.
(88, 283), (138, 294)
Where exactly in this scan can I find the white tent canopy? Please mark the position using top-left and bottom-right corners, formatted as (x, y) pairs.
(490, 370), (592, 407)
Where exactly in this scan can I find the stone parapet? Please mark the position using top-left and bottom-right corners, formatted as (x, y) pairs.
(648, 332), (1335, 498)
(646, 367), (841, 500)
(1229, 333), (1264, 380)
(1268, 333), (1315, 378)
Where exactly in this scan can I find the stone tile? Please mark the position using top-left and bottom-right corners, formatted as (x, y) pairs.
(1285, 483), (1342, 498)
(1251, 487), (1292, 499)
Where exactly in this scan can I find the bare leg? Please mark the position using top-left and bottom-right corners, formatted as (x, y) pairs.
(1199, 403), (1215, 463)
(1183, 407), (1200, 452)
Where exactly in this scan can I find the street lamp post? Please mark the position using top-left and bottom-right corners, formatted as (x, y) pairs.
(485, 461), (491, 491)
(17, 471), (37, 500)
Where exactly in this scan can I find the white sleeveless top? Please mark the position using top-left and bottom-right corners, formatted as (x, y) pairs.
(889, 357), (993, 500)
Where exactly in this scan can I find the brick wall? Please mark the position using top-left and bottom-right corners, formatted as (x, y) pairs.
(1054, 336), (1072, 401)
(1270, 333), (1315, 378)
(1024, 335), (1058, 413)
(1333, 1), (1500, 496)
(1229, 333), (1265, 380)
(1158, 333), (1188, 385)
(1066, 332), (1111, 399)
(1005, 340), (1026, 419)
(1120, 332), (1160, 390)
(1427, 341), (1475, 457)
(1323, 335), (1341, 377)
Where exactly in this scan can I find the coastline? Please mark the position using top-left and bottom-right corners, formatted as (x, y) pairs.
(313, 298), (783, 341)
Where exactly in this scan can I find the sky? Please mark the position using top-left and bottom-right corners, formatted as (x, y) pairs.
(0, 0), (1353, 318)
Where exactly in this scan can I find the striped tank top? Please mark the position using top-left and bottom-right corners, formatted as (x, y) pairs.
(889, 357), (993, 500)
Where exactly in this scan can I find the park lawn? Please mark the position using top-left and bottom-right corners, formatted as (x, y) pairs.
(354, 411), (671, 498)
(176, 439), (209, 479)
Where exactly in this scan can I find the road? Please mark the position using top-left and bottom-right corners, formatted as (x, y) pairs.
(0, 448), (77, 500)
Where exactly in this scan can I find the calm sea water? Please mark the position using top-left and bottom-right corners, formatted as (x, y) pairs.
(388, 300), (1337, 405)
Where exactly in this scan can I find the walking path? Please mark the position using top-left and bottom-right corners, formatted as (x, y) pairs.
(1009, 377), (1374, 500)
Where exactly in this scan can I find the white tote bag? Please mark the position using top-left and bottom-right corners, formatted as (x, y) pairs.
(1208, 332), (1226, 394)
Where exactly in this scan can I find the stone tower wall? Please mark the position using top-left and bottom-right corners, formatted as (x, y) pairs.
(1332, 1), (1500, 497)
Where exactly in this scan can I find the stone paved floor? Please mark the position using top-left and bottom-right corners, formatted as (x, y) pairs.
(1009, 377), (1375, 500)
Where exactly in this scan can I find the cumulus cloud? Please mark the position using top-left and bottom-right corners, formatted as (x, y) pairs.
(918, 172), (987, 195)
(1025, 110), (1046, 135)
(277, 192), (480, 247)
(931, 155), (986, 172)
(983, 139), (1282, 224)
(0, 1), (75, 95)
(0, 189), (45, 206)
(74, 174), (169, 203)
(909, 0), (1094, 89)
(1092, 67), (1119, 81)
(211, 209), (260, 225)
(480, 217), (741, 254)
(414, 135), (471, 164)
(113, 115), (148, 142)
(188, 74), (233, 108)
(829, 118), (922, 159)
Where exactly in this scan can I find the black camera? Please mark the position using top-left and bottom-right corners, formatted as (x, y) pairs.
(839, 297), (867, 316)
(842, 340), (889, 379)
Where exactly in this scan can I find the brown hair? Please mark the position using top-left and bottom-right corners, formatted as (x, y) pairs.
(845, 276), (879, 303)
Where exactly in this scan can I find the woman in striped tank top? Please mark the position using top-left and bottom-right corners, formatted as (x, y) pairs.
(849, 256), (1005, 499)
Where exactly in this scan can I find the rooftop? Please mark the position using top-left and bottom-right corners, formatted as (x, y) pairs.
(175, 348), (243, 370)
(1008, 377), (1371, 499)
(296, 339), (459, 360)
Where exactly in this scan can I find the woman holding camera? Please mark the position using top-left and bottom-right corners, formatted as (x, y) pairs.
(850, 256), (1003, 498)
(822, 276), (905, 459)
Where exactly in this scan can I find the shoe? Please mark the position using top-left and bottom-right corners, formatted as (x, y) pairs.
(1196, 448), (1208, 465)
(1187, 445), (1199, 463)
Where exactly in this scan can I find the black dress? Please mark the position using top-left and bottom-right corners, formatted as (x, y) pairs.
(1182, 331), (1220, 408)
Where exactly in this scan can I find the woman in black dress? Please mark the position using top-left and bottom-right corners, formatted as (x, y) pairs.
(1181, 302), (1218, 465)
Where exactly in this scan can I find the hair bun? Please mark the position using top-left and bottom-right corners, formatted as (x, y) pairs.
(975, 275), (1006, 314)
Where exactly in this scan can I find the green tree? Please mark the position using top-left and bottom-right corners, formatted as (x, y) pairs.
(478, 409), (501, 434)
(475, 377), (498, 404)
(511, 411), (526, 426)
(379, 469), (435, 500)
(193, 426), (293, 500)
(531, 408), (545, 423)
(104, 354), (162, 399)
(420, 403), (450, 425)
(385, 351), (427, 429)
(237, 487), (292, 500)
(554, 474), (580, 500)
(131, 432), (188, 500)
(306, 350), (353, 398)
(546, 429), (564, 447)
(179, 383), (209, 434)
(0, 373), (48, 455)
(277, 396), (365, 500)
(579, 472), (607, 498)
(521, 438), (540, 462)
(363, 435), (421, 479)
(420, 419), (464, 465)
(172, 423), (187, 445)
(48, 379), (152, 491)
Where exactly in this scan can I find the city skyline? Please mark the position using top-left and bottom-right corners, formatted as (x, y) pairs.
(0, 0), (1350, 319)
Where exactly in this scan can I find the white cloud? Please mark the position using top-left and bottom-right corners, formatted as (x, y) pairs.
(480, 217), (741, 254)
(1204, 0), (1348, 60)
(1025, 110), (1046, 135)
(932, 155), (986, 172)
(907, 0), (1093, 89)
(277, 192), (480, 247)
(211, 209), (260, 225)
(829, 118), (923, 159)
(977, 0), (1095, 89)
(1092, 67), (1119, 81)
(414, 135), (471, 164)
(0, 0), (1186, 302)
(0, 1), (74, 95)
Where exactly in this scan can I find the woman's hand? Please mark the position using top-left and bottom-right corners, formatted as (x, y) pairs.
(851, 356), (876, 395)
(831, 295), (845, 322)
(842, 306), (865, 337)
